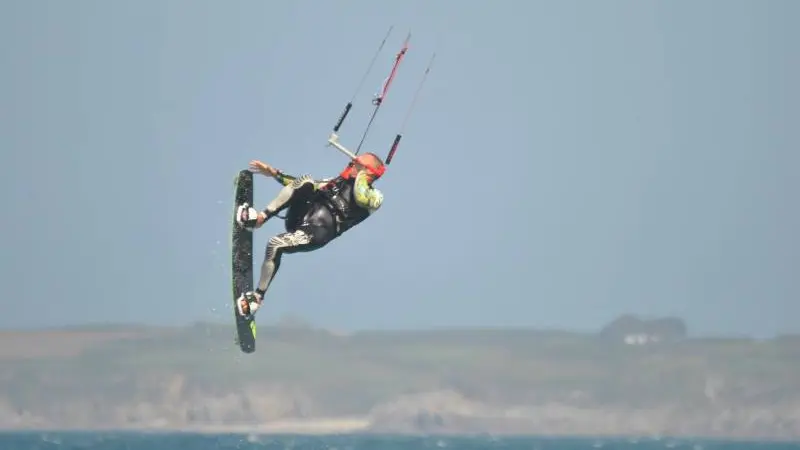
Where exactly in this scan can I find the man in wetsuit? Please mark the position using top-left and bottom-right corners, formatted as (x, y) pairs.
(234, 153), (386, 319)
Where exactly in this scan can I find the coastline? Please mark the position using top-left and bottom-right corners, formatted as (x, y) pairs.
(0, 417), (798, 442)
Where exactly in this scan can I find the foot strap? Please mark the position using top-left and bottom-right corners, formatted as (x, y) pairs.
(237, 292), (262, 318)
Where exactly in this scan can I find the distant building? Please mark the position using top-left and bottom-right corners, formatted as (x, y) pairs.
(599, 315), (687, 345)
(623, 333), (660, 345)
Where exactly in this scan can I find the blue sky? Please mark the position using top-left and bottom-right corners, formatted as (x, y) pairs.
(1, 0), (797, 337)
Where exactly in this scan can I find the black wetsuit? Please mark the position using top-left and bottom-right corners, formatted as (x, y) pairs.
(252, 173), (379, 299)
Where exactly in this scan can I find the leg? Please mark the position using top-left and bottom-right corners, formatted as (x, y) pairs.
(256, 229), (322, 296)
(264, 175), (316, 219)
(236, 228), (324, 317)
(236, 200), (338, 318)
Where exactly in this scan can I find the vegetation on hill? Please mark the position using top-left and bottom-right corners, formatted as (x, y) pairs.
(0, 317), (798, 438)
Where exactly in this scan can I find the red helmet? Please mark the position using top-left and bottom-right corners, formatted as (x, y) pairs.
(339, 152), (386, 181)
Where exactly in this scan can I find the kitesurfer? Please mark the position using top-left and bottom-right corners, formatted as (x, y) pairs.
(234, 155), (385, 318)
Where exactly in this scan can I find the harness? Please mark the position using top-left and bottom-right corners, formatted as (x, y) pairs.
(270, 176), (369, 236)
(316, 176), (369, 236)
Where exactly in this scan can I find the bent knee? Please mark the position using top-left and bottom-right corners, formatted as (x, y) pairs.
(268, 230), (313, 251)
(290, 174), (315, 190)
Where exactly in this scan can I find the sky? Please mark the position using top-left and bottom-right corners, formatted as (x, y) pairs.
(0, 0), (797, 337)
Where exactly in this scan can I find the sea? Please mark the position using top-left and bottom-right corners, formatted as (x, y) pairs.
(0, 433), (797, 450)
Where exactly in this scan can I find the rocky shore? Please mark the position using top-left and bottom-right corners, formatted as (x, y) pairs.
(0, 319), (798, 439)
(2, 388), (799, 439)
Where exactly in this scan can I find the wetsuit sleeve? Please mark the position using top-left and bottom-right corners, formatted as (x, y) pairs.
(353, 171), (384, 213)
(274, 171), (296, 187)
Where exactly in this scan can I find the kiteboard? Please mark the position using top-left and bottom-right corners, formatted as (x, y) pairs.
(231, 169), (256, 353)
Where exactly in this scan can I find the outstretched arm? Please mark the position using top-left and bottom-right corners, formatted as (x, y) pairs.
(250, 160), (322, 187)
(353, 170), (384, 213)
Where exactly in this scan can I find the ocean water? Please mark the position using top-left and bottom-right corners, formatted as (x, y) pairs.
(0, 433), (797, 450)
